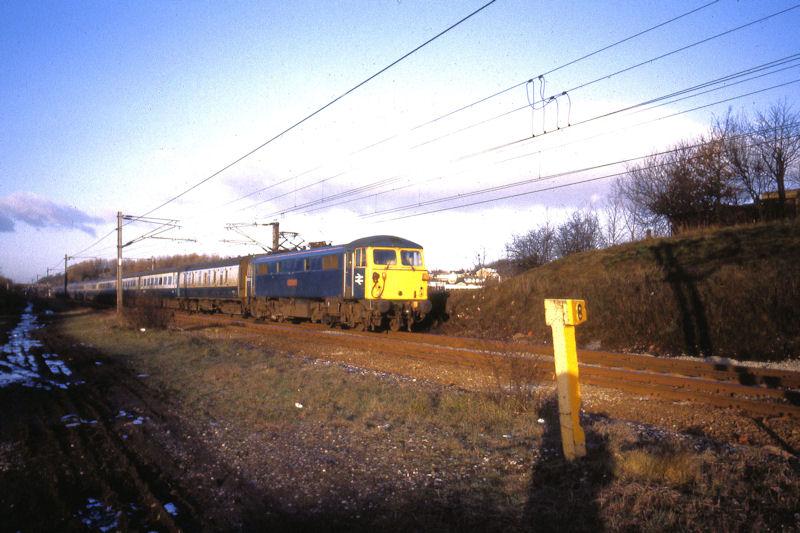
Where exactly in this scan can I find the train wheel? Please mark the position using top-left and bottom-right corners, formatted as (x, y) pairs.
(389, 316), (402, 332)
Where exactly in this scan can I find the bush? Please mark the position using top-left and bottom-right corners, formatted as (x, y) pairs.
(124, 296), (173, 330)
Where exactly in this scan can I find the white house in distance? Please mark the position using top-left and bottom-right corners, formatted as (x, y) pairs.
(429, 267), (500, 291)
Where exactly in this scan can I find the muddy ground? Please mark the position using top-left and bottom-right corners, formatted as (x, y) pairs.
(1, 304), (799, 531)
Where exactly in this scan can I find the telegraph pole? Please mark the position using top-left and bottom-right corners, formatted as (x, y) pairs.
(116, 211), (123, 315)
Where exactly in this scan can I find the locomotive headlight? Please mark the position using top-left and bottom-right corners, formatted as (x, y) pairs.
(421, 272), (430, 281)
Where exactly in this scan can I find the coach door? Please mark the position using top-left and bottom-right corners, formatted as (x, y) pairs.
(239, 257), (251, 310)
(344, 251), (353, 298)
(352, 248), (366, 299)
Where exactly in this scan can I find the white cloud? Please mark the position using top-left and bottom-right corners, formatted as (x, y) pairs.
(0, 192), (104, 236)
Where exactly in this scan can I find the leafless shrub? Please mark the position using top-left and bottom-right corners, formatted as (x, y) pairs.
(485, 353), (548, 413)
(555, 209), (603, 257)
(124, 296), (173, 330)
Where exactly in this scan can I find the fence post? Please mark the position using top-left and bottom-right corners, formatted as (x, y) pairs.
(544, 298), (587, 461)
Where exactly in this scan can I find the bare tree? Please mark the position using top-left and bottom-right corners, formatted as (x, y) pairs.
(472, 247), (487, 271)
(505, 222), (557, 271)
(615, 136), (738, 233)
(610, 177), (663, 240)
(715, 109), (769, 209)
(555, 210), (603, 257)
(752, 101), (800, 215)
(716, 102), (800, 218)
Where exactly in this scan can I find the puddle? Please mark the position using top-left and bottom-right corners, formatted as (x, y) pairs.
(164, 502), (179, 516)
(0, 303), (76, 390)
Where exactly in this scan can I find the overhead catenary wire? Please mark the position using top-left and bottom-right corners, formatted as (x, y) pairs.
(367, 79), (800, 219)
(372, 121), (800, 223)
(55, 2), (800, 269)
(253, 7), (800, 217)
(444, 52), (800, 149)
(54, 0), (500, 267)
(412, 0), (723, 130)
(462, 76), (800, 161)
(125, 0), (499, 224)
(222, 0), (722, 210)
(267, 60), (800, 220)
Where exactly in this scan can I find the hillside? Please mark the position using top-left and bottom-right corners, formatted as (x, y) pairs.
(439, 219), (800, 361)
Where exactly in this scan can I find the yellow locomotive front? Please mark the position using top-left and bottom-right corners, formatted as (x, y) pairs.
(347, 236), (432, 331)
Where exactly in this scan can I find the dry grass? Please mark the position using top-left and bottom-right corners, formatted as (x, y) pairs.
(614, 446), (703, 487)
(59, 311), (800, 530)
(122, 296), (174, 330)
(443, 219), (800, 361)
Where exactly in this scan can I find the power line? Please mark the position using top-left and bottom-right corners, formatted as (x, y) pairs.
(265, 60), (800, 219)
(412, 41), (800, 149)
(370, 79), (800, 218)
(254, 8), (800, 216)
(413, 0), (723, 130)
(128, 0), (499, 223)
(373, 123), (800, 222)
(464, 76), (800, 160)
(224, 0), (722, 211)
(55, 1), (499, 267)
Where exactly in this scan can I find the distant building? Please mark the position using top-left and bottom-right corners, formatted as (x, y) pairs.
(474, 267), (500, 281)
(428, 267), (498, 291)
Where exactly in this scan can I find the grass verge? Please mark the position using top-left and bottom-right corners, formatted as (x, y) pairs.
(58, 311), (800, 530)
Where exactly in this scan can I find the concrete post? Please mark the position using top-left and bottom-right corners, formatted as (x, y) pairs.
(544, 298), (587, 461)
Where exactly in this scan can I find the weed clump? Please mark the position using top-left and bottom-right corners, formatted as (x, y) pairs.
(123, 296), (173, 330)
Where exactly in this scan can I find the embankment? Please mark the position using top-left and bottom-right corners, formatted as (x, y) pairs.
(440, 220), (800, 361)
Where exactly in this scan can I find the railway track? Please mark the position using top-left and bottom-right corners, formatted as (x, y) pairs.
(175, 312), (800, 419)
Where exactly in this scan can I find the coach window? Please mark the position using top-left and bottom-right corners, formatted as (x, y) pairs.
(373, 249), (397, 265)
(322, 254), (339, 270)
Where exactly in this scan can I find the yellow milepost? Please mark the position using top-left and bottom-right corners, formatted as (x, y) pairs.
(544, 298), (587, 461)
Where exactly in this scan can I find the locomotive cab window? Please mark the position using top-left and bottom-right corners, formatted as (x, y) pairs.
(400, 250), (422, 267)
(373, 249), (397, 265)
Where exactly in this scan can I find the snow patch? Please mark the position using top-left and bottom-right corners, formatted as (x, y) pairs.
(77, 498), (120, 532)
(163, 502), (178, 516)
(0, 303), (76, 390)
(61, 414), (98, 428)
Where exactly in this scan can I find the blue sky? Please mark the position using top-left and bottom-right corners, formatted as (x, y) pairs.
(1, 0), (799, 281)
